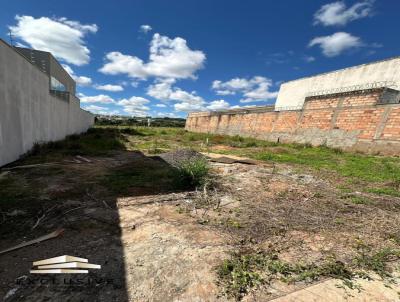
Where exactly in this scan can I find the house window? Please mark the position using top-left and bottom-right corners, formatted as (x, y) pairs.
(50, 77), (66, 92)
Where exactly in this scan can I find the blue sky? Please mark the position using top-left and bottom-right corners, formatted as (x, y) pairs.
(1, 0), (399, 118)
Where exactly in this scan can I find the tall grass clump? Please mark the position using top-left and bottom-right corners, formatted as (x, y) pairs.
(176, 157), (210, 188)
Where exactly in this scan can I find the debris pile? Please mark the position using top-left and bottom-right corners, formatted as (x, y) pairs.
(157, 149), (205, 168)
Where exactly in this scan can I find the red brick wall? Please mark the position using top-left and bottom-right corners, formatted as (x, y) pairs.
(303, 97), (340, 110)
(342, 93), (380, 107)
(300, 110), (334, 130)
(185, 89), (400, 154)
(273, 111), (299, 133)
(381, 108), (400, 140)
(334, 108), (385, 139)
(256, 112), (277, 133)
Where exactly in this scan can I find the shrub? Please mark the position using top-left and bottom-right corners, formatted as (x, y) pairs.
(186, 134), (198, 141)
(217, 254), (264, 300)
(211, 135), (225, 144)
(257, 152), (274, 161)
(176, 158), (209, 188)
(367, 187), (400, 197)
(217, 252), (359, 300)
(120, 128), (145, 136)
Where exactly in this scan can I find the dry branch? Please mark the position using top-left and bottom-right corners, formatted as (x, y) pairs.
(0, 229), (64, 255)
(117, 192), (191, 207)
(2, 163), (60, 171)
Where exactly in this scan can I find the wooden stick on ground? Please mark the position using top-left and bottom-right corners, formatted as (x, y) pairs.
(0, 229), (64, 255)
(2, 163), (60, 171)
(76, 155), (92, 163)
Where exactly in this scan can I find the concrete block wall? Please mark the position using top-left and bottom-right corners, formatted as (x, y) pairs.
(185, 88), (400, 155)
(0, 40), (94, 167)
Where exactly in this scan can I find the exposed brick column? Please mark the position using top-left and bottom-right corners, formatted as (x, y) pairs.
(374, 106), (392, 139)
(330, 97), (344, 129)
(296, 107), (306, 131)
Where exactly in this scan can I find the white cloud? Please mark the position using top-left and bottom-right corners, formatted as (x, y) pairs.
(140, 24), (152, 33)
(147, 78), (175, 100)
(15, 41), (28, 48)
(117, 96), (150, 117)
(83, 105), (120, 116)
(147, 78), (206, 113)
(62, 64), (92, 86)
(156, 112), (179, 118)
(155, 103), (167, 108)
(117, 96), (150, 106)
(147, 79), (232, 113)
(230, 105), (257, 110)
(99, 33), (206, 80)
(212, 78), (250, 95)
(147, 78), (204, 104)
(212, 76), (278, 103)
(241, 78), (279, 103)
(74, 76), (92, 87)
(303, 55), (316, 62)
(174, 102), (205, 113)
(100, 52), (146, 78)
(83, 105), (107, 112)
(10, 15), (97, 65)
(80, 94), (115, 104)
(170, 89), (204, 105)
(206, 100), (231, 111)
(211, 89), (234, 96)
(314, 1), (374, 26)
(81, 95), (150, 116)
(95, 84), (124, 92)
(309, 32), (363, 57)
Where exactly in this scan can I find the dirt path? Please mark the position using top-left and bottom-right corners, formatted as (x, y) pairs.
(117, 195), (229, 301)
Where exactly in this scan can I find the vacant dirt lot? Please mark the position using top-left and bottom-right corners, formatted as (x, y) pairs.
(1, 127), (400, 301)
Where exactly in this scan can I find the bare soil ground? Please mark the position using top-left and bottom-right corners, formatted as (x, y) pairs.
(1, 127), (400, 301)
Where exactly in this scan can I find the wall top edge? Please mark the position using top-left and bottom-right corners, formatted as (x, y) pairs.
(0, 39), (49, 77)
(305, 87), (397, 101)
(281, 56), (400, 86)
(0, 39), (76, 88)
(187, 88), (400, 118)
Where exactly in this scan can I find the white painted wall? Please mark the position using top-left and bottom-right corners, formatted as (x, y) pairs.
(0, 40), (94, 166)
(275, 57), (400, 109)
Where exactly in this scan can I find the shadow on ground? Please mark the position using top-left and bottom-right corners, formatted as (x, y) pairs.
(0, 129), (191, 302)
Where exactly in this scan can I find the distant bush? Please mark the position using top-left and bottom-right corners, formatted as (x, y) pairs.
(119, 128), (145, 136)
(95, 116), (186, 128)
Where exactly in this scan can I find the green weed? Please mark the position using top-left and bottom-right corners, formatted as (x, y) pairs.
(354, 243), (400, 278)
(176, 157), (210, 188)
(216, 253), (357, 300)
(217, 254), (264, 300)
(367, 187), (400, 197)
(226, 218), (242, 229)
(341, 194), (371, 205)
(217, 246), (400, 300)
